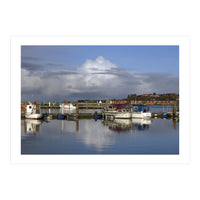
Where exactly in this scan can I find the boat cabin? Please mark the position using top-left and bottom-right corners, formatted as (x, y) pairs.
(26, 104), (35, 114)
(131, 105), (150, 113)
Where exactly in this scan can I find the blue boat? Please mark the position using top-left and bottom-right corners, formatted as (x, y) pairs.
(57, 115), (65, 119)
(161, 113), (168, 118)
(94, 114), (102, 119)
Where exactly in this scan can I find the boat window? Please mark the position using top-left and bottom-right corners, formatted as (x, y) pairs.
(29, 106), (32, 109)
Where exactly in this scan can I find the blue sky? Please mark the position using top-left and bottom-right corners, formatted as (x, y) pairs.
(21, 45), (179, 102)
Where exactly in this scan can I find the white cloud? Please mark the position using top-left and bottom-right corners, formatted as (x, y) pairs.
(21, 56), (179, 101)
(79, 56), (118, 74)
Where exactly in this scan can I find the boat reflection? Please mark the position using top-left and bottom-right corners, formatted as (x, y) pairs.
(24, 119), (42, 136)
(132, 118), (152, 131)
(102, 119), (132, 133)
(103, 118), (152, 133)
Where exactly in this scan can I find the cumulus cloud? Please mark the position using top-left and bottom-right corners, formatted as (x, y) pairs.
(21, 56), (179, 101)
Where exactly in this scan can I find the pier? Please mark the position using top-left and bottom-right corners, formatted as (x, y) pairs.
(30, 102), (109, 109)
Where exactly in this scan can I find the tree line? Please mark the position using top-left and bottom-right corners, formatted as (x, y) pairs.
(127, 93), (179, 102)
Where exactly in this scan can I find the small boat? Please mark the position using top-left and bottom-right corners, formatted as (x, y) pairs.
(25, 102), (43, 119)
(43, 113), (53, 121)
(131, 104), (151, 119)
(103, 104), (132, 119)
(161, 113), (168, 118)
(94, 113), (102, 119)
(57, 115), (65, 119)
(60, 103), (76, 109)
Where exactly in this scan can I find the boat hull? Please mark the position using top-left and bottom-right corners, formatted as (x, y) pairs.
(94, 114), (102, 119)
(161, 113), (168, 118)
(103, 110), (117, 116)
(132, 112), (151, 119)
(57, 115), (65, 119)
(115, 112), (132, 119)
(25, 113), (43, 119)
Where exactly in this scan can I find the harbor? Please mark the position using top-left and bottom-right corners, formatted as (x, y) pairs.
(21, 101), (179, 120)
(21, 101), (179, 154)
(20, 45), (180, 155)
(21, 112), (179, 154)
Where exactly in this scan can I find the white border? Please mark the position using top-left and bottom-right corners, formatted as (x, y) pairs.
(11, 36), (190, 164)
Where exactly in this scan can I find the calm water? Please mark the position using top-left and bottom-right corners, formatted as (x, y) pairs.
(21, 109), (179, 154)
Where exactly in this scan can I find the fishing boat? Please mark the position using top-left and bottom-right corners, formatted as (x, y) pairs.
(25, 102), (43, 119)
(102, 104), (118, 117)
(114, 110), (132, 119)
(131, 104), (151, 119)
(103, 104), (132, 119)
(60, 103), (76, 109)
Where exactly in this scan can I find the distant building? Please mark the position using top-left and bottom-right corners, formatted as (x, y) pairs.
(130, 100), (143, 104)
(112, 99), (128, 104)
(106, 99), (114, 104)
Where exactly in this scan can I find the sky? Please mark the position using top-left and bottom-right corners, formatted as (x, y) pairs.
(21, 45), (179, 102)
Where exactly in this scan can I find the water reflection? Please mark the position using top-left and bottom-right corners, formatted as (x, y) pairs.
(102, 119), (132, 133)
(132, 118), (151, 131)
(60, 108), (75, 114)
(102, 118), (152, 133)
(75, 120), (117, 152)
(23, 119), (42, 136)
(22, 118), (153, 136)
(21, 117), (179, 154)
(22, 117), (176, 138)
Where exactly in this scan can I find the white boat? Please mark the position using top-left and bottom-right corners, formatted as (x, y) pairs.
(131, 105), (152, 119)
(25, 102), (43, 119)
(103, 104), (132, 119)
(60, 103), (76, 109)
(115, 110), (132, 119)
(102, 105), (117, 118)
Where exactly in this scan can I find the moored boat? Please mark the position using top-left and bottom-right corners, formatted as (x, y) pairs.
(57, 114), (65, 119)
(161, 113), (168, 118)
(94, 112), (102, 119)
(103, 104), (132, 119)
(25, 102), (43, 119)
(60, 103), (76, 109)
(114, 110), (132, 119)
(131, 104), (151, 119)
